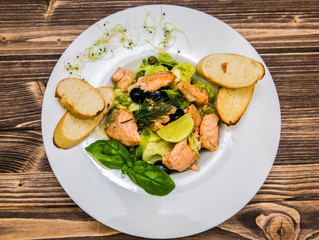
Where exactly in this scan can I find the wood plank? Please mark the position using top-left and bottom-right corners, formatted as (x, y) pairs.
(0, 81), (44, 130)
(0, 0), (318, 57)
(1, 24), (318, 56)
(0, 131), (49, 173)
(0, 163), (318, 206)
(0, 200), (318, 239)
(0, 218), (118, 240)
(0, 172), (318, 239)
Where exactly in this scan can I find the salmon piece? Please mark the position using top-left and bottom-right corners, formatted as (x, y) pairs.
(191, 164), (200, 171)
(150, 107), (177, 132)
(150, 121), (164, 132)
(162, 139), (198, 172)
(176, 81), (209, 106)
(147, 100), (176, 132)
(135, 71), (176, 92)
(199, 113), (219, 151)
(106, 109), (140, 147)
(111, 67), (126, 82)
(186, 104), (202, 132)
(111, 67), (135, 92)
(149, 115), (171, 132)
(117, 71), (134, 92)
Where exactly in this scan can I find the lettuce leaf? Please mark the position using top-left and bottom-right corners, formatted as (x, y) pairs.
(144, 65), (168, 76)
(172, 63), (195, 82)
(113, 88), (133, 108)
(187, 133), (201, 156)
(157, 52), (179, 69)
(136, 128), (174, 164)
(135, 60), (169, 79)
(162, 89), (190, 109)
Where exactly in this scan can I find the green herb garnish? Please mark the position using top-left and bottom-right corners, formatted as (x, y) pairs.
(132, 98), (176, 126)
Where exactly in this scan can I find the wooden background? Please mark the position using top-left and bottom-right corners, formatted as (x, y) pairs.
(1, 0), (319, 239)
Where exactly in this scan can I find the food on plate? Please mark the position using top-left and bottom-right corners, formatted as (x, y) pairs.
(111, 67), (135, 92)
(93, 54), (218, 172)
(196, 53), (265, 88)
(199, 113), (220, 151)
(216, 85), (255, 125)
(54, 52), (264, 196)
(55, 78), (106, 119)
(156, 113), (194, 143)
(133, 71), (176, 92)
(106, 109), (140, 147)
(162, 139), (198, 172)
(186, 104), (202, 132)
(85, 139), (175, 196)
(53, 87), (114, 149)
(176, 80), (209, 106)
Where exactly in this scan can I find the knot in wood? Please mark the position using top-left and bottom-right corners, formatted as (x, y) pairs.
(256, 213), (297, 240)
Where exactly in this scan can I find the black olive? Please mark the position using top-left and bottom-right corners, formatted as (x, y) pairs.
(168, 108), (185, 123)
(160, 90), (169, 101)
(129, 88), (146, 103)
(154, 161), (174, 174)
(146, 90), (162, 100)
(146, 90), (170, 101)
(148, 56), (158, 65)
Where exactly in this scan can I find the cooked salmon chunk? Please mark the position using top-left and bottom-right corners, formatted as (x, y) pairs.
(176, 81), (209, 106)
(111, 67), (126, 82)
(135, 71), (176, 92)
(150, 106), (177, 132)
(199, 113), (219, 151)
(106, 109), (140, 147)
(111, 67), (135, 92)
(163, 139), (198, 172)
(186, 104), (202, 132)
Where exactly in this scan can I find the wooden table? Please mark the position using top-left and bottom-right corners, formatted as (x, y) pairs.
(1, 0), (318, 239)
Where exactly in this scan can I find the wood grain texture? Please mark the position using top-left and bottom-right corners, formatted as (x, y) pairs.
(0, 0), (318, 239)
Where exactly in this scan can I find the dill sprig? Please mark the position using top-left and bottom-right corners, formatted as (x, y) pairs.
(122, 98), (176, 126)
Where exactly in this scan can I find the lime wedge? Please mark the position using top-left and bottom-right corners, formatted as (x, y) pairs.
(157, 113), (194, 143)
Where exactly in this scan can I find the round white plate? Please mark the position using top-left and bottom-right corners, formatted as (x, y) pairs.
(42, 5), (281, 239)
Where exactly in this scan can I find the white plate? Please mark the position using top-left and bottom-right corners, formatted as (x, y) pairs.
(42, 5), (281, 239)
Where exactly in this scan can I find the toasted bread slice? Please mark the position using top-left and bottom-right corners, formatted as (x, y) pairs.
(216, 85), (255, 125)
(53, 87), (114, 149)
(196, 53), (265, 88)
(55, 78), (105, 119)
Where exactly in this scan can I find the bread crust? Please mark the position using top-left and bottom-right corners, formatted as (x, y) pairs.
(53, 87), (114, 149)
(196, 53), (265, 88)
(216, 85), (255, 125)
(55, 78), (105, 119)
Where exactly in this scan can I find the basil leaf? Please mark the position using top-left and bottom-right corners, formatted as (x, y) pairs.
(85, 139), (134, 169)
(127, 161), (175, 196)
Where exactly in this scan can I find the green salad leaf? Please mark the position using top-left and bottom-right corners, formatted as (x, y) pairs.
(172, 62), (195, 82)
(134, 59), (149, 79)
(137, 128), (174, 164)
(144, 65), (168, 76)
(113, 88), (133, 108)
(134, 59), (169, 79)
(85, 139), (175, 196)
(157, 52), (178, 69)
(127, 161), (175, 196)
(162, 89), (190, 109)
(187, 133), (201, 156)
